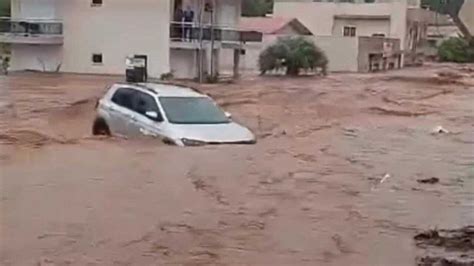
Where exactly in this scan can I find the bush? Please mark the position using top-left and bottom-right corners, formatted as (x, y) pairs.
(258, 37), (328, 76)
(438, 37), (474, 63)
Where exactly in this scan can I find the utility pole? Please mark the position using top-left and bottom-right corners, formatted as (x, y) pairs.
(198, 0), (204, 83)
(209, 0), (216, 81)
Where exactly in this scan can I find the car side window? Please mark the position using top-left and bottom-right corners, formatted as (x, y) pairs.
(133, 91), (162, 120)
(111, 87), (135, 110)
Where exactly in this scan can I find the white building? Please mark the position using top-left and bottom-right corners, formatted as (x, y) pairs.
(274, 0), (430, 72)
(0, 0), (261, 79)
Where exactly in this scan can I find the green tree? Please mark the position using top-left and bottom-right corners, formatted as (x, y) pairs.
(438, 37), (474, 63)
(259, 37), (328, 76)
(242, 0), (272, 17)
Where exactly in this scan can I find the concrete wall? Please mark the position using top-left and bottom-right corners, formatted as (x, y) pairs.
(10, 45), (62, 72)
(314, 36), (359, 72)
(459, 0), (474, 36)
(333, 18), (391, 37)
(58, 0), (170, 78)
(216, 0), (241, 27)
(11, 0), (57, 19)
(274, 1), (408, 49)
(170, 49), (198, 79)
(358, 36), (400, 72)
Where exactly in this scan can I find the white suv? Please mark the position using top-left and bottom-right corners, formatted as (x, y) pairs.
(93, 83), (256, 146)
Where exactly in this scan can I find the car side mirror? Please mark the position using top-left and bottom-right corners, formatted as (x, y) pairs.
(225, 112), (232, 119)
(145, 111), (162, 122)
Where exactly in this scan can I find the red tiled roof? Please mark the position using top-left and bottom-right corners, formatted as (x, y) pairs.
(239, 17), (296, 34)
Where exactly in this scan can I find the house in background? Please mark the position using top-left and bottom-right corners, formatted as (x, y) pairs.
(425, 14), (459, 58)
(273, 0), (431, 72)
(221, 17), (313, 74)
(0, 0), (261, 80)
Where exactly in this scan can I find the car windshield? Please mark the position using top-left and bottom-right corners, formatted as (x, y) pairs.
(160, 97), (229, 124)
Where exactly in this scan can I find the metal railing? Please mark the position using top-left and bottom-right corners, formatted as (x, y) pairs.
(0, 17), (63, 36)
(170, 21), (262, 43)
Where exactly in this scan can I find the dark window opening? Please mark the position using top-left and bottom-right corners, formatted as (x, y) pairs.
(92, 53), (103, 64)
(92, 0), (102, 6)
(343, 26), (356, 37)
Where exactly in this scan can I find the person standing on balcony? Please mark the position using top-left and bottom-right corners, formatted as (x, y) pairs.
(183, 5), (195, 42)
(174, 6), (184, 41)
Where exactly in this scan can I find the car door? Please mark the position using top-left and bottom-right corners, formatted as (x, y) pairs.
(108, 87), (139, 136)
(129, 91), (165, 138)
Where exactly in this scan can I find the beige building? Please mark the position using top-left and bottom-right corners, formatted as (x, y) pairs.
(274, 0), (430, 72)
(1, 0), (260, 79)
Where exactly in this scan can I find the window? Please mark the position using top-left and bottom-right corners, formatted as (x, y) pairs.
(133, 91), (161, 118)
(343, 26), (356, 37)
(159, 97), (229, 124)
(111, 88), (136, 110)
(92, 53), (103, 64)
(92, 0), (102, 6)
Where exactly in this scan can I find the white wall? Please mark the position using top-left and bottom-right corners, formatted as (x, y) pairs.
(10, 45), (62, 72)
(459, 0), (474, 36)
(56, 0), (170, 78)
(333, 18), (391, 37)
(216, 0), (241, 27)
(11, 0), (58, 19)
(170, 49), (198, 79)
(314, 36), (359, 72)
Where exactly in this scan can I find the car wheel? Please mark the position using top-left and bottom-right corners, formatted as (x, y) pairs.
(92, 118), (111, 136)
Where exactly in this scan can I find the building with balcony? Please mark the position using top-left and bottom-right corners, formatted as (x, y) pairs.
(273, 0), (431, 72)
(1, 0), (261, 79)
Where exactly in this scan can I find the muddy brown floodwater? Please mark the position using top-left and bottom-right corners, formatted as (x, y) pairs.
(1, 64), (473, 265)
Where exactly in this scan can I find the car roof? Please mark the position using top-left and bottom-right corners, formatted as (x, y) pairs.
(136, 83), (205, 98)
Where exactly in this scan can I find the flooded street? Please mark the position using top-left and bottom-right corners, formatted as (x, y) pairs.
(1, 64), (473, 265)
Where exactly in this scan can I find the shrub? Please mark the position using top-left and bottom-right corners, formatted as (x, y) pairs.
(258, 37), (328, 76)
(438, 37), (474, 63)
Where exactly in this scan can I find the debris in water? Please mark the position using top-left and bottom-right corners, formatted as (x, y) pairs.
(432, 126), (450, 135)
(369, 106), (436, 117)
(414, 226), (474, 251)
(370, 173), (391, 191)
(416, 256), (474, 266)
(414, 226), (474, 265)
(417, 177), (440, 184)
(380, 174), (391, 184)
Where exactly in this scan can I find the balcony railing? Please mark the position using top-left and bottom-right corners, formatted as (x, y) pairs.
(0, 17), (63, 44)
(170, 21), (263, 43)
